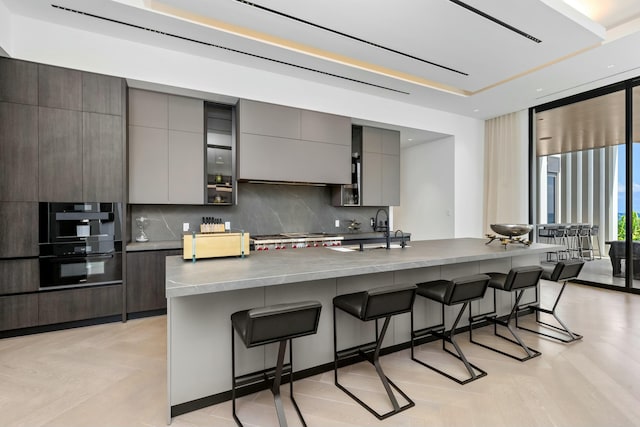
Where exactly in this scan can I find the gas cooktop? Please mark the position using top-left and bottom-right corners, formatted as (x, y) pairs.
(251, 233), (343, 251)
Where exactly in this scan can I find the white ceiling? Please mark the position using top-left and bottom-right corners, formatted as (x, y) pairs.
(2, 0), (640, 144)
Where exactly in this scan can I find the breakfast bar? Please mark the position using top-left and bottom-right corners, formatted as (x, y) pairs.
(165, 237), (561, 420)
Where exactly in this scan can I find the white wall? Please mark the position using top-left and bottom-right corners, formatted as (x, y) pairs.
(395, 137), (455, 240)
(8, 14), (486, 237)
(0, 0), (12, 56)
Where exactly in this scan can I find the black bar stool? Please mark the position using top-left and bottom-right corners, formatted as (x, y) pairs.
(333, 284), (417, 420)
(469, 265), (543, 362)
(516, 259), (585, 343)
(231, 300), (322, 427)
(411, 274), (490, 384)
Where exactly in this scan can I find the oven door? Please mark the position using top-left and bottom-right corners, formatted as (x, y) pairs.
(39, 252), (122, 289)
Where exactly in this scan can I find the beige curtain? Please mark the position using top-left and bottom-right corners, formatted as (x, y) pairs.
(483, 111), (528, 234)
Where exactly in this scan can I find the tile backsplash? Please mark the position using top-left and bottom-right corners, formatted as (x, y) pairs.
(129, 183), (383, 241)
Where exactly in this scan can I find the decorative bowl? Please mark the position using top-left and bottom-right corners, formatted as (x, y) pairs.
(490, 224), (533, 237)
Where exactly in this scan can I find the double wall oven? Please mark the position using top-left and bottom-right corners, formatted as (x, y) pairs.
(39, 202), (122, 289)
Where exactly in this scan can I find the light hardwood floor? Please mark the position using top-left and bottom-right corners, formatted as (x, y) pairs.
(2, 281), (640, 427)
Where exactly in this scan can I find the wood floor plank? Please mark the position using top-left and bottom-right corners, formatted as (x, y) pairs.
(1, 283), (640, 426)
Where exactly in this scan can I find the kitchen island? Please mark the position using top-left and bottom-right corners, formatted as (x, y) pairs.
(166, 237), (561, 420)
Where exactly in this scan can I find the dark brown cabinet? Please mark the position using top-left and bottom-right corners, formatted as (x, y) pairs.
(83, 112), (123, 201)
(0, 294), (38, 331)
(82, 73), (123, 116)
(38, 285), (122, 325)
(0, 58), (128, 334)
(38, 64), (82, 111)
(0, 202), (38, 258)
(38, 107), (83, 201)
(126, 249), (181, 313)
(0, 103), (38, 202)
(0, 58), (37, 105)
(0, 259), (39, 295)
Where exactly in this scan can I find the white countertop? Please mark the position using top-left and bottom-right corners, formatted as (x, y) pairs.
(166, 237), (561, 298)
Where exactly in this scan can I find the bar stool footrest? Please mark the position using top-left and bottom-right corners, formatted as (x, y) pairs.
(335, 341), (378, 360)
(233, 364), (293, 388)
(412, 324), (445, 340)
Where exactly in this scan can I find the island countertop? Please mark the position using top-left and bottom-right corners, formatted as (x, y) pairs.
(166, 237), (561, 298)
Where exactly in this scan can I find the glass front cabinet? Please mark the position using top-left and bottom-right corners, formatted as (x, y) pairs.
(206, 103), (236, 205)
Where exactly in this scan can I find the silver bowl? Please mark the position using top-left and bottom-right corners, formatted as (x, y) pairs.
(490, 224), (533, 237)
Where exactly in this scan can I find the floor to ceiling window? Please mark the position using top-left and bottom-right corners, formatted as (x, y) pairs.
(533, 85), (637, 290)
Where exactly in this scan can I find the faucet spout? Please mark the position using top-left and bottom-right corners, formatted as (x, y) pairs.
(394, 229), (406, 248)
(374, 208), (390, 249)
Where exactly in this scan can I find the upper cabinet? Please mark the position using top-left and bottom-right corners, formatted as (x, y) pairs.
(128, 89), (204, 204)
(237, 99), (350, 184)
(0, 58), (38, 105)
(37, 64), (125, 202)
(0, 102), (38, 202)
(206, 103), (235, 205)
(361, 126), (401, 206)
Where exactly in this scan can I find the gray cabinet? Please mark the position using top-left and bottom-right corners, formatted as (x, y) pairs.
(128, 89), (204, 204)
(300, 109), (351, 144)
(0, 58), (37, 105)
(0, 103), (38, 202)
(0, 202), (39, 258)
(238, 99), (350, 184)
(38, 107), (83, 201)
(361, 126), (400, 206)
(240, 100), (299, 138)
(129, 126), (169, 203)
(126, 249), (181, 313)
(168, 130), (204, 204)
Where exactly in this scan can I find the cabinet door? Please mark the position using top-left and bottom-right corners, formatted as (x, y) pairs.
(126, 250), (180, 313)
(0, 294), (38, 331)
(382, 129), (401, 156)
(128, 126), (169, 203)
(0, 58), (38, 105)
(38, 285), (122, 325)
(382, 153), (401, 206)
(0, 202), (39, 257)
(0, 103), (38, 201)
(168, 130), (204, 204)
(82, 73), (123, 116)
(83, 112), (123, 202)
(39, 107), (83, 202)
(129, 89), (168, 128)
(362, 151), (382, 206)
(300, 110), (350, 145)
(239, 99), (299, 139)
(362, 126), (400, 206)
(238, 133), (350, 183)
(0, 259), (39, 295)
(362, 126), (383, 153)
(38, 64), (82, 110)
(169, 95), (203, 133)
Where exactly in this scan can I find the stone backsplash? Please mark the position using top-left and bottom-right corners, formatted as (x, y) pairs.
(129, 183), (386, 242)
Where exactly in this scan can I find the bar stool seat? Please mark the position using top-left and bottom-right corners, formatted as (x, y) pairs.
(231, 300), (322, 427)
(469, 265), (543, 362)
(411, 274), (490, 385)
(333, 284), (417, 420)
(516, 259), (585, 343)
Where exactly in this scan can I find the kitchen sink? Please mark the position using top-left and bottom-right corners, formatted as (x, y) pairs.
(328, 243), (409, 252)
